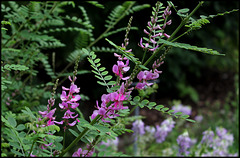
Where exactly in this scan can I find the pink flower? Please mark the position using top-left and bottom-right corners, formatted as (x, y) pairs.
(112, 57), (130, 80)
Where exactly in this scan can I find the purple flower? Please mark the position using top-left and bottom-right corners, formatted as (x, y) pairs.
(154, 118), (175, 143)
(58, 76), (81, 129)
(172, 103), (192, 116)
(72, 144), (94, 157)
(201, 129), (215, 147)
(177, 131), (193, 156)
(112, 54), (130, 80)
(135, 70), (162, 90)
(132, 119), (145, 136)
(100, 137), (119, 151)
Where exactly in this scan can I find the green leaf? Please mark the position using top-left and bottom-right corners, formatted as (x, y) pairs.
(16, 124), (25, 131)
(180, 115), (190, 119)
(147, 102), (156, 109)
(174, 112), (183, 115)
(11, 149), (24, 156)
(186, 119), (196, 123)
(161, 107), (169, 112)
(158, 39), (225, 56)
(133, 96), (140, 102)
(69, 129), (79, 137)
(155, 105), (164, 111)
(99, 67), (106, 71)
(104, 75), (112, 80)
(94, 58), (100, 63)
(139, 65), (149, 70)
(101, 71), (108, 75)
(107, 81), (116, 85)
(7, 117), (17, 127)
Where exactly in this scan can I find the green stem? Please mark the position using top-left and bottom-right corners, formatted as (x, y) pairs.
(143, 1), (204, 67)
(28, 138), (37, 157)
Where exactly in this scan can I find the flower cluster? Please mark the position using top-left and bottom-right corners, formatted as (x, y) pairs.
(58, 76), (81, 130)
(139, 2), (172, 52)
(154, 117), (175, 143)
(171, 103), (192, 116)
(177, 131), (196, 156)
(135, 69), (162, 89)
(72, 144), (94, 157)
(199, 127), (237, 156)
(132, 119), (145, 136)
(91, 82), (131, 122)
(112, 53), (130, 80)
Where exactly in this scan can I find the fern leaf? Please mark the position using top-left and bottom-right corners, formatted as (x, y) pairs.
(75, 30), (89, 49)
(40, 56), (56, 79)
(105, 1), (136, 28)
(66, 49), (88, 63)
(158, 38), (225, 56)
(86, 1), (104, 9)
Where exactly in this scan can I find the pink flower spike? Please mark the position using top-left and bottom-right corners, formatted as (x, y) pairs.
(76, 118), (80, 122)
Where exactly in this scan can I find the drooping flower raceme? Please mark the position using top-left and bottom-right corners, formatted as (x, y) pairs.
(154, 117), (175, 143)
(132, 119), (145, 136)
(58, 76), (81, 130)
(198, 127), (237, 156)
(112, 53), (130, 80)
(177, 131), (195, 156)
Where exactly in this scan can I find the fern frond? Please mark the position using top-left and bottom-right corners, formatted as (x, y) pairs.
(86, 1), (104, 9)
(75, 30), (89, 49)
(36, 41), (65, 49)
(105, 1), (136, 28)
(157, 38), (225, 56)
(41, 27), (90, 34)
(40, 56), (56, 79)
(66, 49), (88, 63)
(40, 19), (65, 28)
(126, 3), (151, 15)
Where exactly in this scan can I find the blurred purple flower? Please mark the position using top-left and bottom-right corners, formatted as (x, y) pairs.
(172, 103), (192, 116)
(132, 119), (145, 136)
(177, 131), (194, 156)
